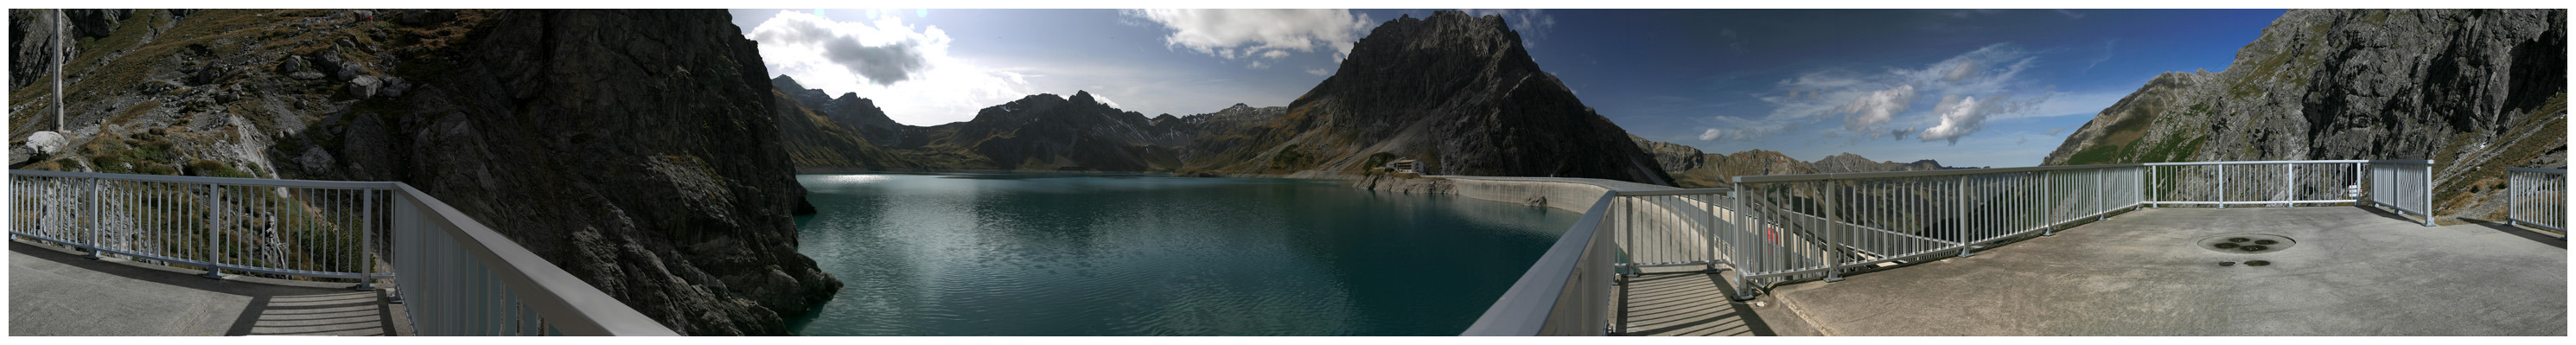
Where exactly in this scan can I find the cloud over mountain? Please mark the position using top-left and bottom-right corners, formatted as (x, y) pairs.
(1121, 10), (1375, 64)
(744, 10), (1036, 125)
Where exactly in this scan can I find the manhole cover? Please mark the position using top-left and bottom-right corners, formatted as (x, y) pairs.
(2197, 233), (2296, 253)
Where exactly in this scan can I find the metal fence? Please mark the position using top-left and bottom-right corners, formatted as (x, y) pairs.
(2364, 160), (2437, 226)
(10, 169), (390, 282)
(2143, 161), (2367, 208)
(1728, 164), (2147, 288)
(2507, 168), (2566, 235)
(1462, 159), (2438, 335)
(8, 169), (674, 335)
(1462, 192), (1619, 335)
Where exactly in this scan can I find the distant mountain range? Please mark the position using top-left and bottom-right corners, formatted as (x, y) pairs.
(2044, 9), (2566, 223)
(1626, 135), (1955, 188)
(771, 10), (1673, 186)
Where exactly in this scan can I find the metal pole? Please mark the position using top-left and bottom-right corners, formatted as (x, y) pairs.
(87, 178), (102, 259)
(1823, 182), (1841, 282)
(1957, 176), (1973, 258)
(1622, 196), (1636, 278)
(359, 188), (377, 291)
(2043, 170), (2054, 236)
(54, 10), (66, 132)
(2286, 164), (2296, 208)
(2420, 163), (2434, 227)
(2217, 164), (2227, 209)
(2095, 169), (2105, 220)
(202, 184), (223, 279)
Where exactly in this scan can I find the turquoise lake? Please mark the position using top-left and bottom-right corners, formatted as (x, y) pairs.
(786, 174), (1577, 335)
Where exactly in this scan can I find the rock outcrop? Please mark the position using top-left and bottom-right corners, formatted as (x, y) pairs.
(1173, 10), (1670, 185)
(2044, 9), (2566, 223)
(1629, 134), (1704, 172)
(8, 9), (840, 335)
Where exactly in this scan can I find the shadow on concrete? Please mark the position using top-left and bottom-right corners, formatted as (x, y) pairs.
(2347, 204), (2427, 224)
(2452, 217), (2569, 249)
(9, 240), (395, 336)
(1617, 272), (1776, 336)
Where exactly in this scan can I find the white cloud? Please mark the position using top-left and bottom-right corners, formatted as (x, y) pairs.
(1121, 10), (1375, 66)
(747, 10), (1036, 126)
(1725, 43), (2054, 143)
(1944, 59), (1978, 81)
(1839, 85), (1917, 132)
(1698, 128), (1725, 141)
(1088, 93), (1122, 109)
(1305, 68), (1335, 76)
(1247, 61), (1269, 69)
(1919, 95), (1989, 144)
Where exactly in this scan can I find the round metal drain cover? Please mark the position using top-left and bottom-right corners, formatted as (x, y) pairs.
(2198, 233), (2296, 253)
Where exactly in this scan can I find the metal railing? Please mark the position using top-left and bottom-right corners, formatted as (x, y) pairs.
(1462, 192), (1619, 335)
(2364, 160), (2437, 226)
(1462, 159), (2439, 335)
(2143, 161), (2368, 208)
(9, 169), (676, 335)
(1729, 163), (2148, 287)
(10, 169), (390, 282)
(2507, 168), (2565, 235)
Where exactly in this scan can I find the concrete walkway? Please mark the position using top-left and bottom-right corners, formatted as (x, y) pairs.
(1767, 207), (2566, 335)
(9, 240), (406, 335)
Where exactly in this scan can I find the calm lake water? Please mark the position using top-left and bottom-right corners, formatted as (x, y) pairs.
(787, 174), (1577, 335)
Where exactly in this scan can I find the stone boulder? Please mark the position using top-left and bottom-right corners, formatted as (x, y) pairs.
(347, 76), (381, 99)
(25, 131), (67, 156)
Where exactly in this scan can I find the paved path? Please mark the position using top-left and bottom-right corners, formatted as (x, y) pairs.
(1767, 207), (2566, 335)
(9, 240), (405, 335)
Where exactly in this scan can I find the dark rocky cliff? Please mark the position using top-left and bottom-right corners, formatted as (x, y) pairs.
(1178, 10), (1671, 185)
(8, 9), (838, 335)
(2044, 9), (2566, 223)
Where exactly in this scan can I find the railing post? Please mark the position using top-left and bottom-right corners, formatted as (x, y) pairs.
(1822, 182), (1842, 283)
(86, 178), (103, 259)
(2286, 163), (2297, 208)
(202, 183), (223, 279)
(1956, 176), (1973, 258)
(2095, 168), (2105, 220)
(2216, 164), (2227, 209)
(2148, 166), (2158, 208)
(2420, 163), (2434, 227)
(2043, 170), (2054, 236)
(1621, 195), (1636, 278)
(358, 188), (377, 291)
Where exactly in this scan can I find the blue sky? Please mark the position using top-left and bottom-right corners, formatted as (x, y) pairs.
(728, 9), (2286, 168)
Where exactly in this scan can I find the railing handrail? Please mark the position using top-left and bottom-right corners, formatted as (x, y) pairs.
(10, 169), (398, 189)
(1462, 191), (1619, 335)
(1734, 163), (2147, 183)
(2139, 159), (2381, 165)
(1612, 187), (1733, 197)
(2507, 167), (2567, 174)
(390, 183), (679, 335)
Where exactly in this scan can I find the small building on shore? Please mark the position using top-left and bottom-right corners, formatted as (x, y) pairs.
(1387, 158), (1425, 175)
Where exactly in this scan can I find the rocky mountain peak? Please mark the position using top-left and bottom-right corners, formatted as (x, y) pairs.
(1068, 90), (1098, 105)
